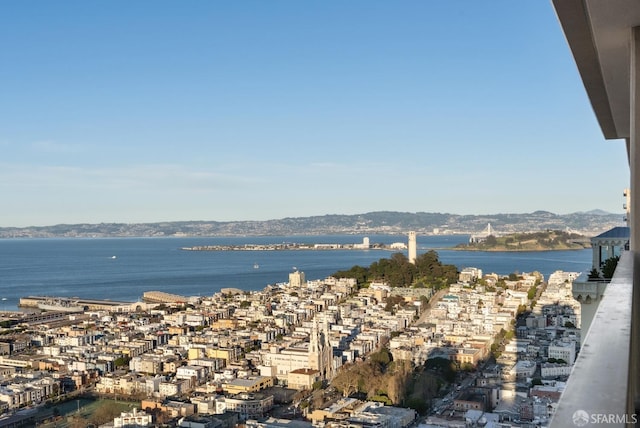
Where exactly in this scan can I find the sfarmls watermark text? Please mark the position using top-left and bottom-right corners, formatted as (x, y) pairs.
(572, 409), (638, 426)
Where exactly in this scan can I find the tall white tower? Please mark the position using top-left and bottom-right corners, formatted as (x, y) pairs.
(408, 231), (417, 264)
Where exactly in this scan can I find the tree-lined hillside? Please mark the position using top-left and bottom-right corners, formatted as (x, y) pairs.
(332, 250), (458, 289)
(456, 230), (590, 251)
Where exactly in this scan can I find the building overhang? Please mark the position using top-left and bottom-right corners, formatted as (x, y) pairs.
(552, 0), (640, 144)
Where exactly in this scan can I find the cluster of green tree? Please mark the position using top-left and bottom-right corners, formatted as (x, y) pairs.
(384, 295), (406, 312)
(331, 348), (471, 415)
(588, 255), (620, 280)
(490, 328), (515, 359)
(113, 355), (131, 368)
(0, 319), (18, 329)
(423, 357), (457, 383)
(402, 360), (448, 415)
(330, 347), (412, 405)
(332, 250), (458, 289)
(506, 230), (584, 243)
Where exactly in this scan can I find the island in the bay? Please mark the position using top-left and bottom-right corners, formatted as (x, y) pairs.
(183, 230), (592, 253)
(181, 237), (401, 252)
(455, 229), (590, 251)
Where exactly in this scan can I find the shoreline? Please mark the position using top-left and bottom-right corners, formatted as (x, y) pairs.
(181, 243), (396, 251)
(450, 246), (588, 252)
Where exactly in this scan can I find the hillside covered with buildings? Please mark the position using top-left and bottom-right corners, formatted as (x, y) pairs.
(0, 210), (624, 238)
(0, 250), (583, 427)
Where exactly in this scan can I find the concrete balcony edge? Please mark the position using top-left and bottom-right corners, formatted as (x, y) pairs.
(550, 251), (634, 427)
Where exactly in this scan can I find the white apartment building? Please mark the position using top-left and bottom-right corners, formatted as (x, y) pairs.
(176, 365), (207, 383)
(0, 377), (57, 409)
(541, 363), (572, 379)
(113, 408), (153, 427)
(459, 267), (483, 284)
(222, 393), (274, 420)
(190, 395), (224, 415)
(130, 355), (164, 374)
(548, 342), (576, 364)
(159, 379), (190, 397)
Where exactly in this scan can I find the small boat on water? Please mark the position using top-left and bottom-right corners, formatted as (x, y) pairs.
(253, 263), (259, 269)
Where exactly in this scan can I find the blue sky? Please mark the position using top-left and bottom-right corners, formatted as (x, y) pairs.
(0, 1), (630, 227)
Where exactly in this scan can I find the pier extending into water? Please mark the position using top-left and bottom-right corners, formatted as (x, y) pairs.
(142, 291), (190, 304)
(19, 296), (134, 312)
(20, 294), (193, 313)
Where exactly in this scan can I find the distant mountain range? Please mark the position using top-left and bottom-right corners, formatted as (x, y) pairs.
(0, 210), (625, 238)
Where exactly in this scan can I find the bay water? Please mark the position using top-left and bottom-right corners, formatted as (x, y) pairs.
(0, 235), (591, 310)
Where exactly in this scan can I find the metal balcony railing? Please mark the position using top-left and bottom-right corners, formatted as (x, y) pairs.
(550, 251), (636, 427)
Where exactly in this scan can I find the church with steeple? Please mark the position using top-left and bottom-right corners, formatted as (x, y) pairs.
(259, 316), (340, 384)
(308, 318), (334, 380)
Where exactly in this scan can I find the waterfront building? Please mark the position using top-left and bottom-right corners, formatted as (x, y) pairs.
(353, 237), (370, 249)
(389, 242), (407, 250)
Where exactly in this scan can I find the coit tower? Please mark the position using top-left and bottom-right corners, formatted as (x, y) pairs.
(408, 231), (417, 264)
